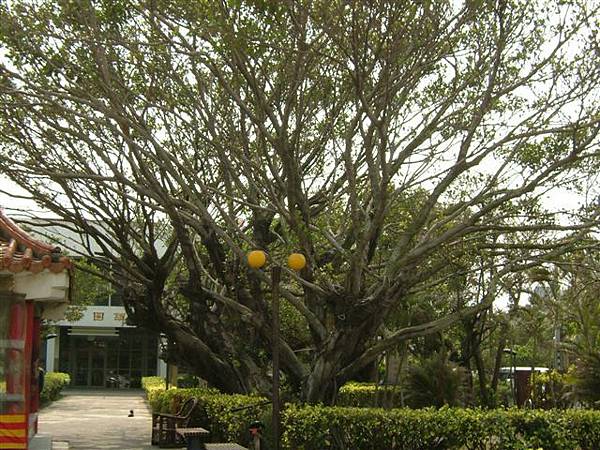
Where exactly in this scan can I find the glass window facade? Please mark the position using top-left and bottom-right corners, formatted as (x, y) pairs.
(58, 327), (157, 388)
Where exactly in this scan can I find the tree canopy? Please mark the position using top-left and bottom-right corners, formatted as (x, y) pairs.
(1, 0), (599, 402)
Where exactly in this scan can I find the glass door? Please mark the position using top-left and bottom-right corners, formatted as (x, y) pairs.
(73, 344), (106, 387)
(74, 349), (89, 386)
(90, 349), (106, 387)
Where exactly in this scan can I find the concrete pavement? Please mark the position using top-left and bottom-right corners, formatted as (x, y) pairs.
(38, 389), (156, 450)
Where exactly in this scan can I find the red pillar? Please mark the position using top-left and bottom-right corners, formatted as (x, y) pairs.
(6, 302), (27, 413)
(1, 299), (31, 449)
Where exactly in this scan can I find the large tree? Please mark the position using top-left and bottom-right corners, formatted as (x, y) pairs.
(1, 0), (599, 402)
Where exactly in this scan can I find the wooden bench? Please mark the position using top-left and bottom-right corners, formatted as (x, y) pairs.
(152, 397), (265, 449)
(175, 427), (248, 450)
(151, 397), (199, 447)
(175, 427), (209, 450)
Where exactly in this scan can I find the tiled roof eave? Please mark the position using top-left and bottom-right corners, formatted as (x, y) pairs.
(0, 210), (71, 274)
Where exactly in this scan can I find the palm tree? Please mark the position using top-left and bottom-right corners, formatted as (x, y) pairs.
(573, 352), (600, 408)
(405, 351), (466, 408)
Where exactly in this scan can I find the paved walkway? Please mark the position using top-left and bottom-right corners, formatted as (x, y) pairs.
(38, 389), (156, 450)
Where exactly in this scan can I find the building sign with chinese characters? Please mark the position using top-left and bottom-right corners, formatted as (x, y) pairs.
(58, 306), (131, 328)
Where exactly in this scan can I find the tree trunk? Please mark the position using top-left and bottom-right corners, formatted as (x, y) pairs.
(304, 321), (376, 404)
(490, 321), (509, 404)
(304, 329), (356, 404)
(474, 344), (491, 408)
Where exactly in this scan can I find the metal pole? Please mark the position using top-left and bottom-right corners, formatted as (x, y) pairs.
(165, 336), (171, 391)
(166, 361), (169, 390)
(271, 265), (282, 450)
(504, 347), (517, 407)
(512, 351), (516, 406)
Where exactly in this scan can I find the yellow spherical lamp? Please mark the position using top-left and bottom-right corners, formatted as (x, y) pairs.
(247, 250), (267, 269)
(287, 253), (306, 271)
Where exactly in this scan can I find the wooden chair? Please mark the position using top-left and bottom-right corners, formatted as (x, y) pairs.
(151, 397), (199, 447)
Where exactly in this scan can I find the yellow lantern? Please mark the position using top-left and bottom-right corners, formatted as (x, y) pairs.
(287, 253), (306, 271)
(247, 250), (267, 269)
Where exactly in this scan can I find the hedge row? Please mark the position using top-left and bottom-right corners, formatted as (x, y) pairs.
(142, 377), (269, 445)
(41, 372), (70, 404)
(143, 377), (600, 449)
(282, 405), (600, 450)
(141, 376), (171, 405)
(337, 382), (402, 408)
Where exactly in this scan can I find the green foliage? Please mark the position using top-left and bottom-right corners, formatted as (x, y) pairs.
(41, 372), (70, 404)
(405, 351), (467, 408)
(177, 373), (203, 388)
(282, 405), (600, 450)
(142, 375), (166, 389)
(141, 376), (168, 404)
(509, 298), (555, 367)
(530, 367), (576, 409)
(280, 298), (311, 350)
(1, 0), (599, 402)
(144, 383), (268, 445)
(72, 259), (113, 305)
(64, 259), (113, 321)
(574, 353), (600, 408)
(192, 392), (270, 444)
(337, 382), (403, 408)
(141, 375), (165, 388)
(494, 382), (513, 408)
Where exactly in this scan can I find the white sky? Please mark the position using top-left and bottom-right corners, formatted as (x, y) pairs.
(0, 169), (588, 217)
(0, 175), (44, 215)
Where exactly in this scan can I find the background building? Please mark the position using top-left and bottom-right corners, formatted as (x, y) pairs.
(15, 217), (166, 388)
(45, 305), (166, 389)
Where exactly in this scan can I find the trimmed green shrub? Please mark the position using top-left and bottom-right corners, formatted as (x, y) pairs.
(41, 372), (70, 404)
(337, 382), (403, 408)
(142, 376), (169, 404)
(282, 405), (600, 450)
(142, 375), (165, 390)
(193, 392), (270, 444)
(147, 386), (268, 446)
